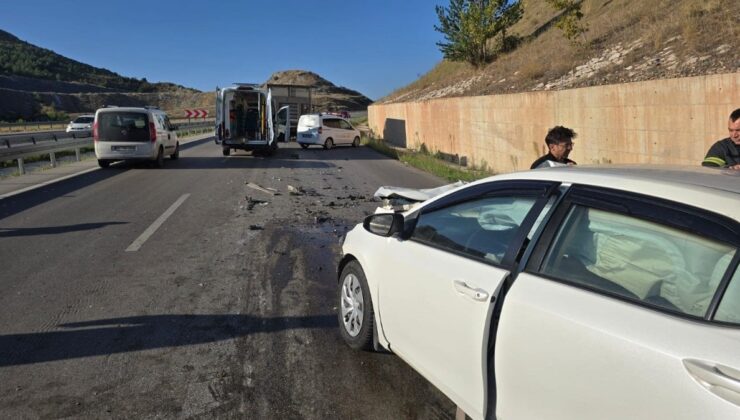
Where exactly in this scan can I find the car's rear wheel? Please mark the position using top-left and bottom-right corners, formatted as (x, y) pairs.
(324, 138), (334, 150)
(338, 261), (374, 350)
(300, 143), (309, 149)
(155, 147), (164, 168)
(352, 136), (360, 147)
(222, 147), (231, 156)
(170, 143), (179, 159)
(98, 159), (110, 168)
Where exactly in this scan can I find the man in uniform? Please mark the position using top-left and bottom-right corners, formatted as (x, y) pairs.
(702, 108), (740, 170)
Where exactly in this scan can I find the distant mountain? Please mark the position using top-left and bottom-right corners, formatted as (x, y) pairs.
(0, 29), (372, 121)
(0, 29), (194, 93)
(265, 70), (373, 111)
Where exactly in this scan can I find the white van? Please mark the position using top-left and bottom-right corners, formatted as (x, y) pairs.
(93, 106), (179, 168)
(215, 84), (290, 156)
(297, 113), (361, 149)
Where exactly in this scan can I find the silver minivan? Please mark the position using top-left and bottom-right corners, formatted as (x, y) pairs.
(93, 107), (179, 168)
(297, 113), (361, 149)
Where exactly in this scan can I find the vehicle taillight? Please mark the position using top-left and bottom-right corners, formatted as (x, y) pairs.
(149, 122), (157, 142)
(93, 121), (99, 141)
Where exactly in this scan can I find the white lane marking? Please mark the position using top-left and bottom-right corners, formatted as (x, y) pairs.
(0, 167), (100, 200)
(125, 193), (190, 252)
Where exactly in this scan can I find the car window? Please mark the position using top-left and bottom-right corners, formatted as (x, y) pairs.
(715, 265), (740, 324)
(411, 195), (538, 264)
(340, 120), (353, 130)
(324, 119), (340, 129)
(97, 112), (150, 142)
(298, 115), (319, 129)
(540, 205), (737, 318)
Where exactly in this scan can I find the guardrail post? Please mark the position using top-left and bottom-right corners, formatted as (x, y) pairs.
(18, 158), (25, 175)
(75, 147), (81, 161)
(50, 152), (57, 168)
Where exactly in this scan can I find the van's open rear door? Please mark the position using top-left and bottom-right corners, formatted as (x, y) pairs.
(215, 87), (223, 144)
(266, 89), (274, 145)
(276, 106), (290, 142)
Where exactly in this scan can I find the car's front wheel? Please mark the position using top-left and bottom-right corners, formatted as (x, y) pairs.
(324, 138), (334, 150)
(338, 261), (374, 350)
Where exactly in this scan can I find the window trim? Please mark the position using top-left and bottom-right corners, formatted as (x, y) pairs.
(408, 181), (560, 270)
(526, 184), (740, 326)
(707, 252), (740, 325)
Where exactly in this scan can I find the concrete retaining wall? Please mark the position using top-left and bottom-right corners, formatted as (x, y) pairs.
(368, 73), (739, 173)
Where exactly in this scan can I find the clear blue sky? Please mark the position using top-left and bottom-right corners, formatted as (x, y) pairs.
(0, 0), (446, 100)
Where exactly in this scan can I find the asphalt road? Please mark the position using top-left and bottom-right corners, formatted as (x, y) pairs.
(0, 139), (457, 419)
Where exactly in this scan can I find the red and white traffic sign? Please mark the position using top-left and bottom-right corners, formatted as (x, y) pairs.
(185, 109), (209, 119)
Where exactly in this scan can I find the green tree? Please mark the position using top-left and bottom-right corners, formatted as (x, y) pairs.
(435, 0), (523, 66)
(545, 0), (588, 44)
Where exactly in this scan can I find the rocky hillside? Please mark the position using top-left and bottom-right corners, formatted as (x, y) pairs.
(265, 70), (373, 111)
(381, 0), (738, 103)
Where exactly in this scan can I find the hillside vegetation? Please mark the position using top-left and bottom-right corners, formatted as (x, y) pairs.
(0, 30), (371, 122)
(0, 29), (191, 93)
(381, 0), (738, 103)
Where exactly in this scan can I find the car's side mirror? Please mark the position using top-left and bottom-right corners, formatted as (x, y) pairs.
(363, 213), (404, 237)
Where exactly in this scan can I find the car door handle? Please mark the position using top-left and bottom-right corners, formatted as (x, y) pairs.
(453, 280), (489, 302)
(683, 359), (740, 406)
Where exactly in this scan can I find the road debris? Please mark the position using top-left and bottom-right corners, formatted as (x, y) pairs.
(246, 196), (269, 210)
(288, 185), (305, 196)
(249, 225), (264, 230)
(246, 182), (279, 196)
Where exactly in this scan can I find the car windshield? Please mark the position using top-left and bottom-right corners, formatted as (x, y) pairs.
(74, 117), (94, 123)
(298, 115), (320, 130)
(97, 112), (150, 142)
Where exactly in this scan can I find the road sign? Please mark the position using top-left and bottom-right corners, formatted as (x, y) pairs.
(185, 109), (208, 119)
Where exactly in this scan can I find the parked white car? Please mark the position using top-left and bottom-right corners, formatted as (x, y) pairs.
(297, 113), (360, 149)
(93, 106), (179, 168)
(65, 115), (94, 135)
(338, 165), (740, 420)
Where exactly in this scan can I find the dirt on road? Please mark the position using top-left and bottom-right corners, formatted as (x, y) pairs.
(0, 142), (457, 419)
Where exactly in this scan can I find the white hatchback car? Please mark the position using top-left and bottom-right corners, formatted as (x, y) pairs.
(65, 115), (94, 135)
(338, 166), (740, 420)
(297, 113), (361, 149)
(93, 106), (179, 168)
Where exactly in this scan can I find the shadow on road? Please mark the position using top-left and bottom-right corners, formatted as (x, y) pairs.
(0, 221), (128, 237)
(0, 314), (337, 367)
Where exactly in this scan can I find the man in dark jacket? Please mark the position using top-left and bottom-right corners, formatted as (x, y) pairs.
(702, 108), (740, 170)
(531, 126), (577, 169)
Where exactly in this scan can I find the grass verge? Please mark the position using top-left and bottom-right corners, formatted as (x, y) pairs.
(362, 137), (491, 182)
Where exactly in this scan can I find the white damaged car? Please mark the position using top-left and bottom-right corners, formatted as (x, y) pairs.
(337, 166), (740, 420)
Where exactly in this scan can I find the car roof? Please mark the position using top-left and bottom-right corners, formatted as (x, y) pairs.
(477, 165), (740, 220)
(96, 107), (164, 114)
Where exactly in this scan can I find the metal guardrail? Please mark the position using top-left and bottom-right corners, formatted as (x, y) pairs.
(0, 118), (215, 133)
(0, 121), (68, 133)
(1, 122), (214, 175)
